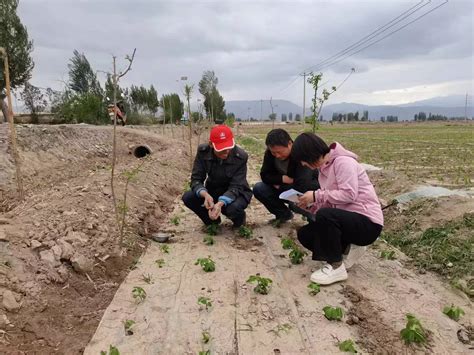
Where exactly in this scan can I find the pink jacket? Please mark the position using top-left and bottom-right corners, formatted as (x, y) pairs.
(311, 142), (383, 226)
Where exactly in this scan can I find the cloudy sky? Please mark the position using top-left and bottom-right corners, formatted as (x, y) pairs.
(17, 0), (473, 106)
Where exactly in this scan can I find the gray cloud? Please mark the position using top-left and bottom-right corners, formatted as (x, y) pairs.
(18, 0), (473, 105)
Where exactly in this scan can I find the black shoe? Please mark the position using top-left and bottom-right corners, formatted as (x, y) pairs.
(269, 212), (294, 227)
(231, 214), (246, 229)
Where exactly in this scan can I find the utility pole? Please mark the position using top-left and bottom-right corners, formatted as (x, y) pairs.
(260, 99), (263, 122)
(270, 97), (275, 129)
(465, 93), (468, 121)
(302, 72), (306, 129)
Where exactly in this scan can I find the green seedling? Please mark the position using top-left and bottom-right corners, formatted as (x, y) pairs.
(160, 245), (170, 254)
(380, 250), (396, 260)
(269, 323), (292, 337)
(338, 339), (358, 353)
(247, 275), (273, 295)
(206, 223), (219, 236)
(323, 306), (344, 321)
(100, 345), (120, 355)
(198, 296), (212, 310)
(443, 305), (465, 321)
(289, 247), (307, 264)
(203, 235), (215, 246)
(195, 257), (216, 272)
(238, 225), (253, 239)
(171, 216), (180, 226)
(307, 282), (321, 296)
(129, 257), (139, 270)
(141, 273), (153, 284)
(400, 314), (427, 345)
(123, 319), (135, 336)
(198, 351), (210, 355)
(155, 258), (165, 268)
(201, 331), (211, 344)
(132, 286), (147, 303)
(281, 237), (296, 250)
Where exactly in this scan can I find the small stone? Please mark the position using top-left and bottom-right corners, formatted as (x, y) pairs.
(0, 314), (10, 328)
(457, 328), (470, 344)
(57, 239), (74, 260)
(2, 290), (20, 312)
(71, 253), (93, 274)
(51, 245), (62, 259)
(0, 230), (8, 242)
(31, 239), (42, 249)
(39, 249), (60, 267)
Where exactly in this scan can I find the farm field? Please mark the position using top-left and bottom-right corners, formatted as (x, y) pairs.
(0, 122), (473, 354)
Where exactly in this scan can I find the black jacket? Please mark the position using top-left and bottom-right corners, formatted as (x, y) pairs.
(191, 144), (253, 203)
(260, 149), (320, 192)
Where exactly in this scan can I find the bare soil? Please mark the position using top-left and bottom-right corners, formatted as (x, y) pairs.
(0, 124), (188, 354)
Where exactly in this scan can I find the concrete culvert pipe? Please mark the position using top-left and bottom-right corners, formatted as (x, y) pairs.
(130, 144), (152, 158)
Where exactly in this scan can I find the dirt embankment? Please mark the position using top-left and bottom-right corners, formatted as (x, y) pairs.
(0, 124), (189, 354)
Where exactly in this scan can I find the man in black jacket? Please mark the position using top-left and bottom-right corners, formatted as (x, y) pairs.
(253, 128), (319, 224)
(182, 125), (252, 228)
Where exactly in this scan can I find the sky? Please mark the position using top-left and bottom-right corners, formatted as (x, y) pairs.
(16, 0), (474, 107)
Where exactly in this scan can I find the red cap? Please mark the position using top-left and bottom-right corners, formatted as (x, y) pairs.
(209, 125), (235, 152)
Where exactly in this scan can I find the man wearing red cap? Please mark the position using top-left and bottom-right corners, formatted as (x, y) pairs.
(182, 125), (253, 228)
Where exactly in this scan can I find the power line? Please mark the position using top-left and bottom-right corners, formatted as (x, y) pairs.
(312, 0), (448, 73)
(302, 0), (430, 74)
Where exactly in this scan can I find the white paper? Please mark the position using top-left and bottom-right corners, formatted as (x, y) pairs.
(279, 188), (303, 203)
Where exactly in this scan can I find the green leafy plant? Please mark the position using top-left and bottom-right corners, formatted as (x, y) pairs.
(132, 286), (147, 303)
(307, 282), (321, 296)
(123, 319), (135, 336)
(201, 331), (211, 344)
(195, 257), (216, 272)
(170, 216), (180, 226)
(247, 274), (273, 295)
(198, 351), (210, 355)
(198, 296), (213, 310)
(141, 273), (153, 284)
(203, 235), (215, 246)
(289, 247), (307, 264)
(160, 245), (170, 254)
(338, 339), (357, 353)
(238, 225), (253, 239)
(443, 305), (465, 321)
(100, 345), (120, 355)
(400, 314), (427, 345)
(281, 237), (296, 250)
(323, 306), (344, 321)
(155, 258), (165, 268)
(206, 224), (219, 236)
(380, 250), (396, 260)
(129, 257), (139, 270)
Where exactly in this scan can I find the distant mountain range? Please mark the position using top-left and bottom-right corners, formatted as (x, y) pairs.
(225, 95), (473, 121)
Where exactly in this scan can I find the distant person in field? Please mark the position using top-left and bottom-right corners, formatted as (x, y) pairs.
(291, 133), (383, 285)
(253, 128), (319, 225)
(182, 124), (252, 228)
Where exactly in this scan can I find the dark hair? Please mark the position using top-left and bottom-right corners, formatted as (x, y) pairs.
(265, 129), (292, 147)
(291, 133), (330, 163)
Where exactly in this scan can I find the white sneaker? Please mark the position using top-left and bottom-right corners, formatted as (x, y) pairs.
(310, 263), (348, 285)
(343, 245), (367, 269)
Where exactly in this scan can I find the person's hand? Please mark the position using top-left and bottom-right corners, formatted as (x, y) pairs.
(297, 190), (314, 208)
(208, 201), (224, 220)
(282, 175), (294, 185)
(200, 191), (214, 210)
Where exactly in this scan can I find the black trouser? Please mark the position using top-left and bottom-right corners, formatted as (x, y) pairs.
(182, 190), (249, 227)
(253, 182), (314, 221)
(297, 208), (383, 263)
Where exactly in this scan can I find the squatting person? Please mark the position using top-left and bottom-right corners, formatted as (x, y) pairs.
(182, 124), (252, 228)
(253, 128), (319, 225)
(291, 133), (383, 285)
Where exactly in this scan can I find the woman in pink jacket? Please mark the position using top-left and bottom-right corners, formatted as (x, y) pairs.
(291, 133), (383, 285)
